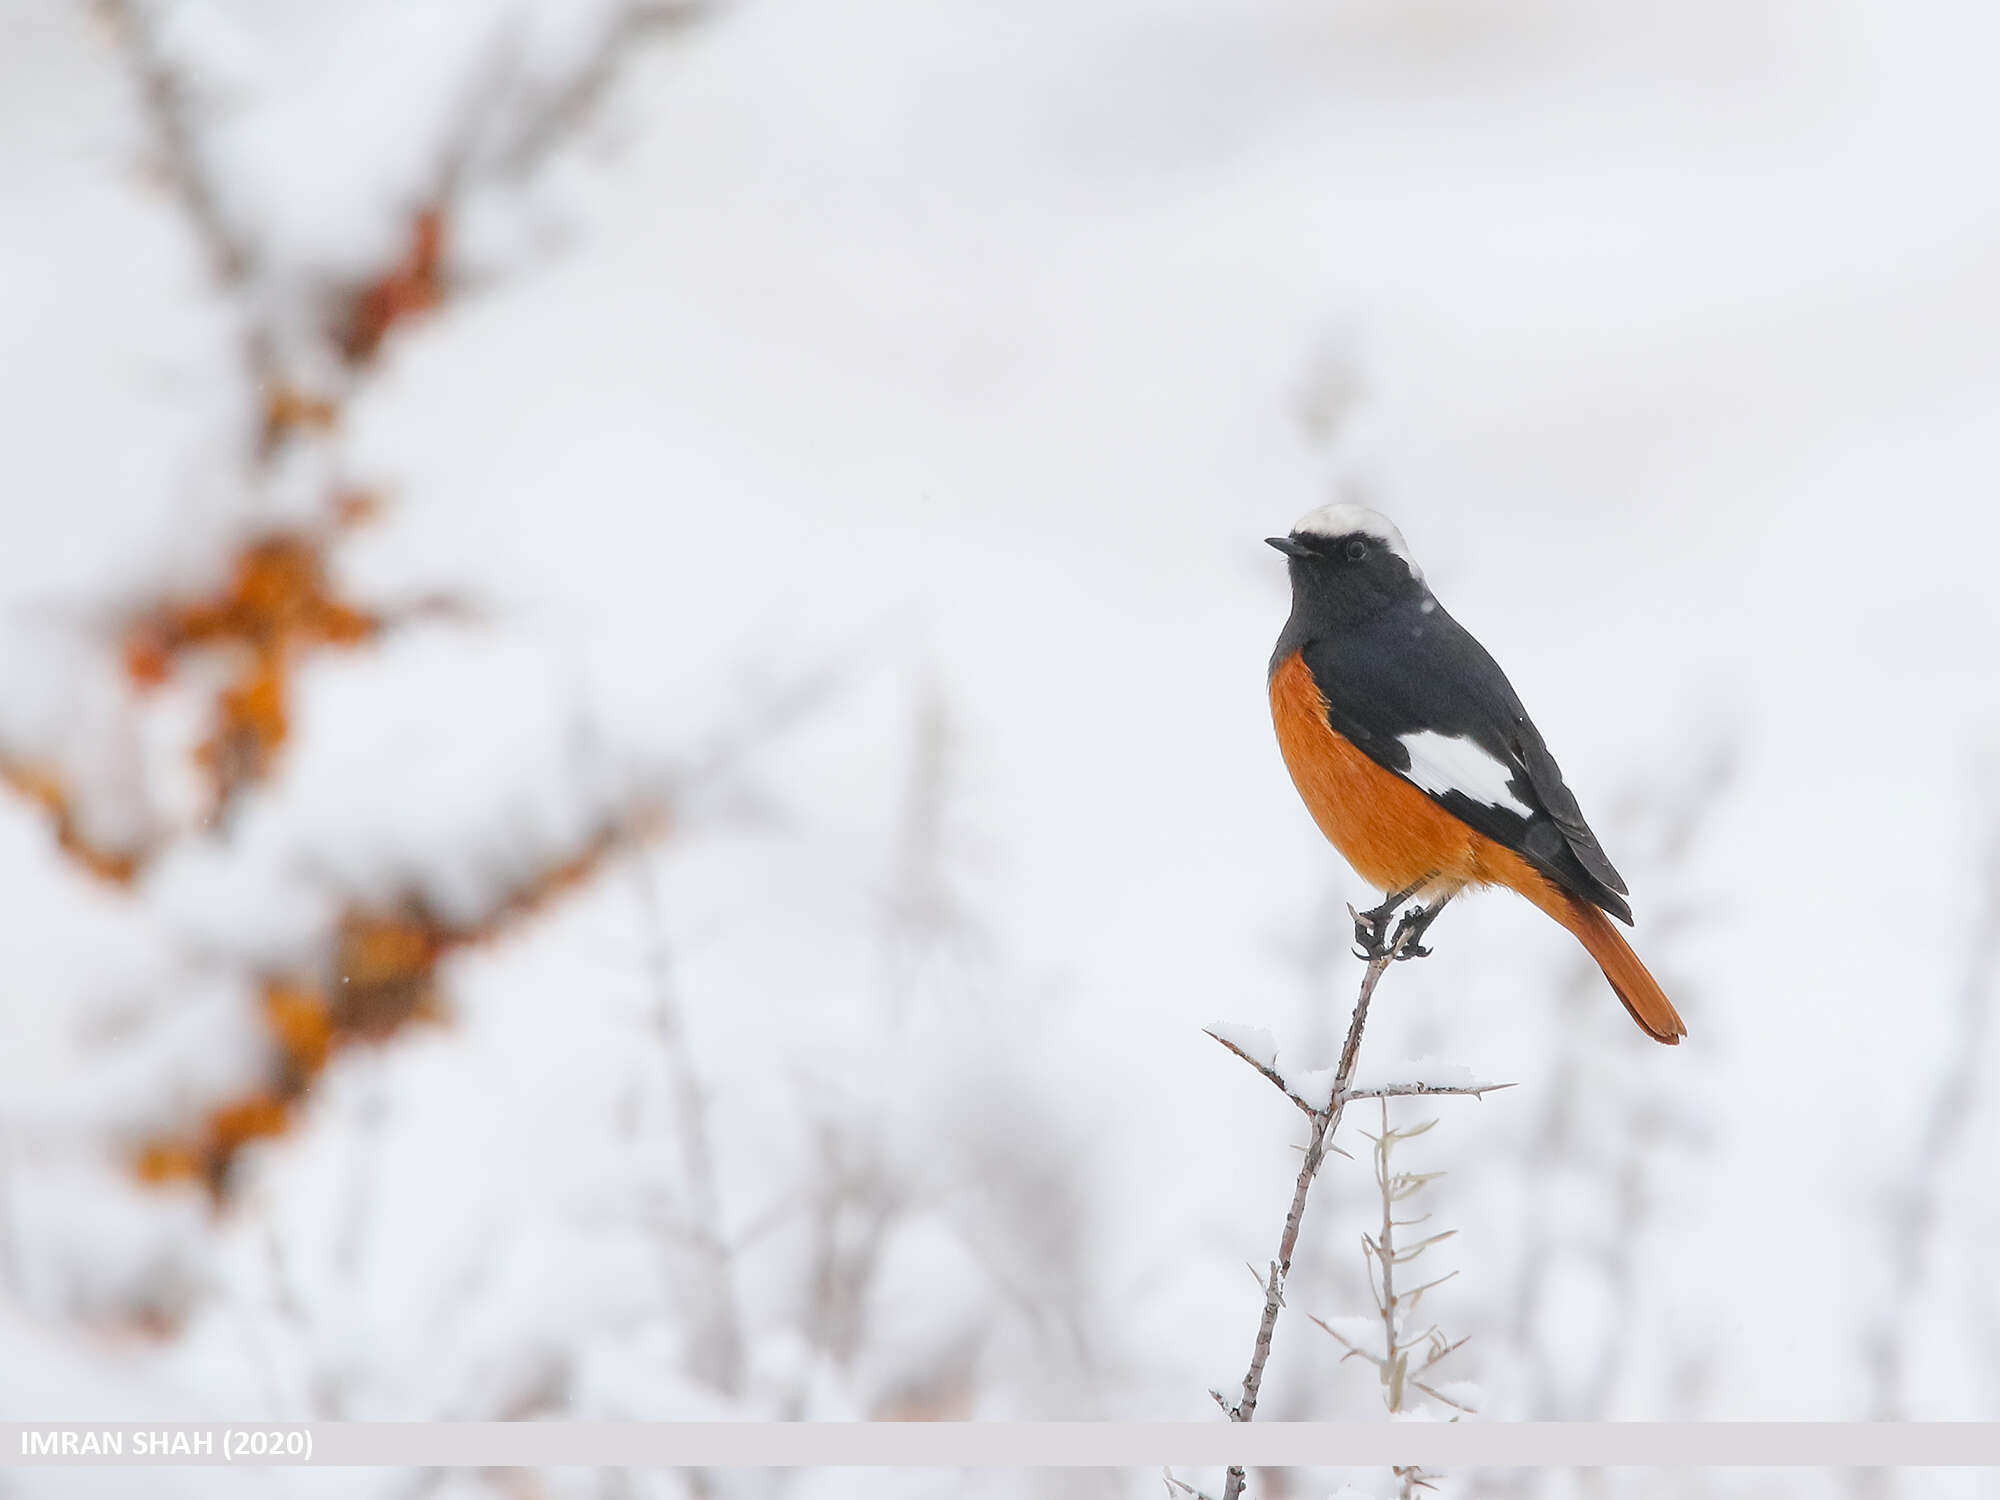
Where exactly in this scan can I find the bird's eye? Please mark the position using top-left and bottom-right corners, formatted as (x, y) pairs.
(1344, 539), (1369, 562)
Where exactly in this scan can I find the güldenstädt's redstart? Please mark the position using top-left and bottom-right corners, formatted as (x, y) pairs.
(1267, 503), (1684, 1043)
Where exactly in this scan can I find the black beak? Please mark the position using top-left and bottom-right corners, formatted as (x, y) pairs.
(1266, 535), (1312, 559)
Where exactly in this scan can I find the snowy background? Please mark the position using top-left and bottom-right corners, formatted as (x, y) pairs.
(3, 0), (1999, 1496)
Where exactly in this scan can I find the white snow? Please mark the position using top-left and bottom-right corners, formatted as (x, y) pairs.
(1205, 1020), (1279, 1073)
(1288, 1065), (1340, 1113)
(1353, 1058), (1485, 1094)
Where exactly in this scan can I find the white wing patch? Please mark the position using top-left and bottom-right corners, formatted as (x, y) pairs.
(1397, 730), (1531, 814)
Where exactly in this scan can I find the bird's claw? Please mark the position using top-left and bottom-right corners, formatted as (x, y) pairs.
(1348, 901), (1391, 960)
(1386, 899), (1447, 961)
(1351, 883), (1448, 962)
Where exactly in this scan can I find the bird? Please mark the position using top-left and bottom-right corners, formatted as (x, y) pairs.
(1266, 502), (1684, 1044)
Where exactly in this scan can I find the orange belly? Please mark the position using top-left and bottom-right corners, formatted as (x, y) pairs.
(1269, 650), (1547, 901)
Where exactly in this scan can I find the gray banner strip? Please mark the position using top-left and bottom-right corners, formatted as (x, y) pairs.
(6, 1423), (2000, 1467)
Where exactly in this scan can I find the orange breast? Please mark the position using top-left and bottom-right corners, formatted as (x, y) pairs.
(1270, 649), (1545, 899)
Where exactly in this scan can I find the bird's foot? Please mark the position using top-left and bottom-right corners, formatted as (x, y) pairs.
(1348, 901), (1390, 961)
(1387, 892), (1453, 962)
(1349, 880), (1450, 961)
(1349, 878), (1430, 960)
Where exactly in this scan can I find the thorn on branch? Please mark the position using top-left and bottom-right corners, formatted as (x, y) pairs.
(1346, 1080), (1516, 1102)
(1205, 1025), (1515, 1119)
(1164, 1470), (1223, 1500)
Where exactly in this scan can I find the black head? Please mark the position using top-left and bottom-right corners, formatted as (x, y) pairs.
(1267, 502), (1426, 625)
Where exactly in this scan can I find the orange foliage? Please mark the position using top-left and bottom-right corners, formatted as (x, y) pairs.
(134, 1092), (291, 1197)
(331, 489), (383, 528)
(0, 531), (390, 889)
(132, 907), (443, 1199)
(208, 1093), (292, 1150)
(473, 823), (630, 938)
(3, 532), (384, 880)
(120, 628), (173, 688)
(119, 534), (379, 817)
(0, 760), (141, 884)
(133, 1140), (203, 1187)
(340, 210), (445, 364)
(331, 909), (444, 1039)
(259, 385), (338, 450)
(135, 816), (643, 1199)
(263, 979), (333, 1080)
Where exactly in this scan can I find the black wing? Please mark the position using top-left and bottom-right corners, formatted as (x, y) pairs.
(1297, 597), (1632, 922)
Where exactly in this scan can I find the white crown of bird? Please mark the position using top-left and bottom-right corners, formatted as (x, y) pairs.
(1289, 502), (1422, 580)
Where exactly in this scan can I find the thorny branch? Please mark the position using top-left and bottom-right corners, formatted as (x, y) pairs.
(1312, 1102), (1474, 1497)
(1209, 925), (1406, 1440)
(1163, 1472), (1222, 1500)
(98, 0), (250, 287)
(1205, 900), (1504, 1500)
(1350, 1082), (1507, 1102)
(1202, 1031), (1511, 1121)
(98, 0), (278, 392)
(103, 0), (703, 407)
(496, 1), (709, 180)
(630, 832), (746, 1398)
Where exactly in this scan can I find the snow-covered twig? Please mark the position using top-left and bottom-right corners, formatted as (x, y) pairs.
(1204, 1027), (1511, 1121)
(1863, 807), (2000, 1429)
(1208, 912), (1413, 1500)
(99, 0), (252, 288)
(630, 842), (745, 1398)
(496, 0), (708, 181)
(98, 0), (278, 393)
(1311, 1101), (1475, 1496)
(878, 675), (992, 1025)
(1347, 1081), (1514, 1103)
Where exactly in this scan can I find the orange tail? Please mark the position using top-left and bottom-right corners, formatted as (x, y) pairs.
(1529, 886), (1686, 1044)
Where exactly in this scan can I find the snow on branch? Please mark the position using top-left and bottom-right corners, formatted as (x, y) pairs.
(1346, 1081), (1509, 1101)
(1204, 1024), (1512, 1119)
